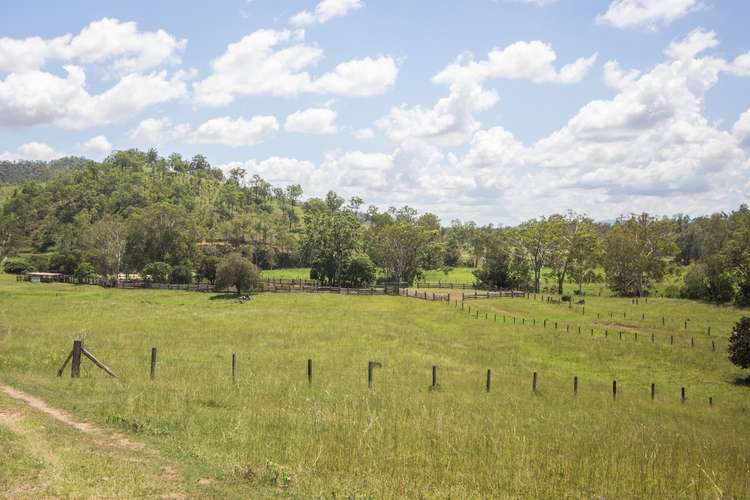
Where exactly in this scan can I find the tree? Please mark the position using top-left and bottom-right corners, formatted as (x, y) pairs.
(473, 231), (530, 290)
(562, 215), (603, 295)
(367, 207), (441, 285)
(517, 219), (553, 293)
(729, 317), (750, 370)
(124, 203), (198, 270)
(302, 202), (362, 285)
(143, 262), (172, 283)
(604, 214), (676, 296)
(170, 265), (193, 284)
(724, 205), (750, 306)
(342, 254), (377, 287)
(216, 253), (260, 295)
(197, 255), (220, 285)
(73, 262), (97, 280)
(87, 215), (127, 277)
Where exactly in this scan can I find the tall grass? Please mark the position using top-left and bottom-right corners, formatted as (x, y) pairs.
(0, 274), (748, 497)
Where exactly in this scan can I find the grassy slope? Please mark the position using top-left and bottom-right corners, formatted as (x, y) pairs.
(1, 274), (749, 497)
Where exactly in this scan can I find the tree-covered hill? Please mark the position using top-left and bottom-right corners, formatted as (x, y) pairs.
(0, 157), (89, 184)
(1, 148), (749, 306)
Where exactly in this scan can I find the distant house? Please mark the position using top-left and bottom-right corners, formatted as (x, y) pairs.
(26, 272), (63, 283)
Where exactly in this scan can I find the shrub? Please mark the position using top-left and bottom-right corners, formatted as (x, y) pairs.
(73, 262), (97, 280)
(216, 254), (260, 295)
(170, 265), (193, 284)
(197, 256), (219, 284)
(143, 262), (172, 283)
(342, 255), (377, 287)
(3, 258), (33, 274)
(49, 251), (82, 275)
(28, 254), (51, 272)
(561, 295), (571, 302)
(729, 317), (750, 369)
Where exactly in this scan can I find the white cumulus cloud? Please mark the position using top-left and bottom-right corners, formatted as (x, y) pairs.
(193, 29), (397, 106)
(597, 0), (702, 30)
(290, 0), (364, 27)
(189, 116), (280, 147)
(81, 135), (112, 158)
(285, 108), (338, 134)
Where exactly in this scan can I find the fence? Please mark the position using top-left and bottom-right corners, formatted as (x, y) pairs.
(400, 288), (451, 302)
(16, 273), (395, 296)
(56, 339), (717, 407)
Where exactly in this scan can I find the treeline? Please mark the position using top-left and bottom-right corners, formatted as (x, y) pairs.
(0, 150), (749, 305)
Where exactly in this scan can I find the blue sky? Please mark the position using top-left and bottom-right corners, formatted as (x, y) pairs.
(1, 0), (749, 224)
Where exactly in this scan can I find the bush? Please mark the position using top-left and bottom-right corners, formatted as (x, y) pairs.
(170, 265), (193, 284)
(681, 264), (735, 304)
(342, 255), (377, 287)
(3, 258), (34, 274)
(49, 251), (82, 275)
(28, 254), (51, 272)
(143, 262), (172, 283)
(216, 254), (260, 295)
(73, 262), (97, 280)
(729, 317), (750, 369)
(197, 256), (219, 284)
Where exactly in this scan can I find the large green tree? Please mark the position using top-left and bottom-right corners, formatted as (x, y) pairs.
(604, 214), (676, 296)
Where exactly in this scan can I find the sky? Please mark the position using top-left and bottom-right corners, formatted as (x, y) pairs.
(1, 0), (749, 224)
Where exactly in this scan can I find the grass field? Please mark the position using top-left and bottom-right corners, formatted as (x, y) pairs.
(1, 273), (750, 497)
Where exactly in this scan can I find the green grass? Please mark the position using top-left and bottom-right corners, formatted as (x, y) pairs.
(1, 273), (750, 497)
(260, 268), (311, 280)
(418, 266), (477, 284)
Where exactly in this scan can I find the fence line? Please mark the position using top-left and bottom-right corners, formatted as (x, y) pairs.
(56, 340), (717, 406)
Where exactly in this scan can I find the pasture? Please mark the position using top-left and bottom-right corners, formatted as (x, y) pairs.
(1, 273), (749, 497)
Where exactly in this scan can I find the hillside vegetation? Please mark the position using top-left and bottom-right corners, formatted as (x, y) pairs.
(1, 150), (749, 306)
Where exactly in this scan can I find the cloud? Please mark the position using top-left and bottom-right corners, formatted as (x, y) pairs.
(0, 142), (64, 161)
(353, 128), (375, 139)
(310, 56), (398, 96)
(377, 82), (498, 147)
(81, 135), (112, 158)
(218, 157), (316, 187)
(0, 66), (191, 129)
(433, 41), (597, 86)
(597, 0), (702, 30)
(0, 17), (186, 74)
(285, 108), (337, 134)
(735, 109), (750, 149)
(189, 116), (279, 147)
(193, 29), (397, 105)
(290, 0), (364, 27)
(664, 28), (718, 60)
(129, 117), (190, 145)
(376, 41), (593, 153)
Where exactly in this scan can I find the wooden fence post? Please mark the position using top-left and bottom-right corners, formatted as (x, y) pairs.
(681, 387), (686, 403)
(432, 365), (437, 388)
(71, 340), (82, 378)
(612, 380), (617, 400)
(307, 358), (313, 385)
(486, 369), (491, 392)
(232, 353), (237, 385)
(651, 383), (655, 400)
(150, 347), (157, 380)
(368, 362), (374, 389)
(532, 372), (537, 394)
(712, 341), (716, 352)
(573, 376), (578, 396)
